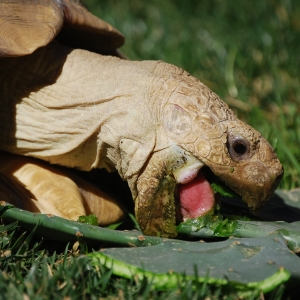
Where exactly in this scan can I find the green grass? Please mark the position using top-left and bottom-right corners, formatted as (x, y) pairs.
(1, 0), (300, 298)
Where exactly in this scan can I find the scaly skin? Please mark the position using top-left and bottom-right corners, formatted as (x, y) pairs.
(0, 43), (283, 237)
(0, 151), (125, 225)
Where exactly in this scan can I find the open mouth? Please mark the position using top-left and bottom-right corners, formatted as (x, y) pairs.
(136, 148), (239, 238)
(174, 165), (221, 223)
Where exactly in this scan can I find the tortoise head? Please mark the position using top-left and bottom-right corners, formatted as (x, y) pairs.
(161, 67), (283, 211)
(204, 120), (284, 211)
(135, 63), (283, 237)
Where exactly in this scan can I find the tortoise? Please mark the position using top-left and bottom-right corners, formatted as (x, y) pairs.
(0, 0), (283, 238)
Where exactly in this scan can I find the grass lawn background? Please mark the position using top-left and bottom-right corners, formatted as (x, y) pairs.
(1, 0), (300, 299)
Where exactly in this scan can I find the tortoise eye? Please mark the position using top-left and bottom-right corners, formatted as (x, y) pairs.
(228, 135), (250, 161)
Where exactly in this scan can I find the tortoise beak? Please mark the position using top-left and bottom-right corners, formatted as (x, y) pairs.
(241, 165), (283, 211)
(217, 161), (284, 211)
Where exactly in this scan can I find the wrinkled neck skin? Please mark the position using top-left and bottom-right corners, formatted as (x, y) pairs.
(0, 43), (179, 193)
(0, 43), (215, 238)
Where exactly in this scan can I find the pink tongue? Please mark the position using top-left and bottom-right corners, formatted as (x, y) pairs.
(179, 171), (215, 219)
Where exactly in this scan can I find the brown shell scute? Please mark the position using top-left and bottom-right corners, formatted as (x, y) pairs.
(0, 0), (63, 57)
(0, 0), (124, 58)
(57, 0), (124, 52)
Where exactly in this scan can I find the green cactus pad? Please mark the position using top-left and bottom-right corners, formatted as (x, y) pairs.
(89, 235), (295, 295)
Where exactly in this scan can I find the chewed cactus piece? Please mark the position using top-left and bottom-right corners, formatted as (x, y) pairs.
(0, 201), (161, 246)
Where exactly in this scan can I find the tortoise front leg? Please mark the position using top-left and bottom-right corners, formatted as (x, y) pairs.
(0, 151), (125, 225)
